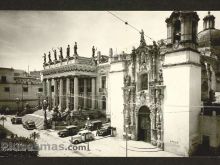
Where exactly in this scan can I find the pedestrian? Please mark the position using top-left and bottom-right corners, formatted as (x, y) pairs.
(96, 128), (99, 136)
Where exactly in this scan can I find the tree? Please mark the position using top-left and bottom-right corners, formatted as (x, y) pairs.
(0, 116), (7, 127)
(30, 132), (40, 142)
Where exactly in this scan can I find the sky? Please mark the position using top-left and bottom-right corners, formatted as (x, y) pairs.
(0, 11), (219, 71)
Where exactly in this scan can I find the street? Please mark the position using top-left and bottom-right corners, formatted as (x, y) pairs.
(1, 115), (179, 157)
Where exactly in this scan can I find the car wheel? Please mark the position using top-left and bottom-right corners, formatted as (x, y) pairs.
(74, 140), (79, 144)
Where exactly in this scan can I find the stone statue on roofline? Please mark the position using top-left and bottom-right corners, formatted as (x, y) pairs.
(66, 45), (70, 58)
(52, 48), (57, 61)
(58, 47), (63, 60)
(74, 42), (78, 55)
(92, 46), (95, 58)
(43, 53), (47, 64)
(48, 51), (52, 63)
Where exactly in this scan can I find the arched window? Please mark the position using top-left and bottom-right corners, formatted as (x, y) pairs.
(140, 73), (148, 90)
(173, 20), (181, 43)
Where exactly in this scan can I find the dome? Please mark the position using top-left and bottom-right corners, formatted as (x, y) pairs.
(198, 28), (220, 47)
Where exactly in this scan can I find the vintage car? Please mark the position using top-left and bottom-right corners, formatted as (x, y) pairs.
(11, 117), (22, 124)
(22, 120), (36, 130)
(58, 125), (79, 138)
(97, 126), (112, 136)
(85, 120), (102, 131)
(69, 130), (95, 144)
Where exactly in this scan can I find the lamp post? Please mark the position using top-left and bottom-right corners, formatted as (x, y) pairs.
(36, 92), (42, 109)
(15, 97), (20, 115)
(86, 117), (90, 151)
(125, 124), (129, 157)
(43, 99), (48, 129)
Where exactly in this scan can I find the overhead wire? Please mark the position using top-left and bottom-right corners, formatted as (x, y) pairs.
(106, 11), (154, 42)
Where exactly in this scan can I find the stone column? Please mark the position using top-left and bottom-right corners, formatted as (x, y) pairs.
(91, 78), (96, 109)
(53, 78), (58, 108)
(47, 79), (52, 110)
(43, 79), (47, 97)
(83, 78), (87, 109)
(74, 76), (78, 111)
(58, 78), (64, 111)
(66, 77), (70, 111)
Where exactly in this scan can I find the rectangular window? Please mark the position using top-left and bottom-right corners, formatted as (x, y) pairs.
(1, 76), (6, 83)
(14, 73), (20, 76)
(23, 87), (28, 92)
(79, 79), (84, 93)
(38, 88), (43, 92)
(140, 74), (148, 90)
(101, 76), (106, 89)
(4, 87), (10, 92)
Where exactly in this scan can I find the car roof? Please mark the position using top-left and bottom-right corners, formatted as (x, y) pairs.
(66, 125), (77, 129)
(79, 130), (92, 134)
(91, 120), (102, 123)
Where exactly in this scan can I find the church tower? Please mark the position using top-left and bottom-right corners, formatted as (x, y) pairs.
(163, 11), (201, 156)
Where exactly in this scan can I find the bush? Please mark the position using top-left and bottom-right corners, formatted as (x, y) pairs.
(0, 136), (39, 157)
(0, 125), (13, 139)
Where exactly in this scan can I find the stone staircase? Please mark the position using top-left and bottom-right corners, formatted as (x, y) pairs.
(22, 109), (52, 130)
(120, 140), (162, 152)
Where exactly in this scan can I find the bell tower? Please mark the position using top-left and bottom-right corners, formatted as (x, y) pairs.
(166, 11), (199, 50)
(163, 11), (201, 156)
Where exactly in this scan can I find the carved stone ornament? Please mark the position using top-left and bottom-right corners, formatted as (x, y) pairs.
(139, 91), (146, 104)
(124, 74), (131, 87)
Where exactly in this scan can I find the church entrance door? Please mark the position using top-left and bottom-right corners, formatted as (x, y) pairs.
(138, 106), (151, 142)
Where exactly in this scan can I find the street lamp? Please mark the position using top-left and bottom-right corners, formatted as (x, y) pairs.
(15, 97), (20, 115)
(36, 92), (42, 109)
(125, 124), (129, 157)
(43, 99), (48, 129)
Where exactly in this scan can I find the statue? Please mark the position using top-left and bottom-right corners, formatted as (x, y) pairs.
(92, 46), (95, 58)
(74, 42), (78, 55)
(48, 51), (52, 63)
(66, 45), (70, 58)
(159, 69), (163, 81)
(58, 47), (63, 60)
(52, 48), (57, 61)
(43, 53), (46, 64)
(140, 29), (146, 47)
(124, 74), (131, 86)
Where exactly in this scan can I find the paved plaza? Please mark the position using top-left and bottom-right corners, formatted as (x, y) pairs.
(1, 115), (178, 157)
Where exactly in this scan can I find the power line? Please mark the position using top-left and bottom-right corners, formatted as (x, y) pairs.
(106, 11), (154, 42)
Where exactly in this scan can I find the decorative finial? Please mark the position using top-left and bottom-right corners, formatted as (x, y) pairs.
(140, 29), (146, 47)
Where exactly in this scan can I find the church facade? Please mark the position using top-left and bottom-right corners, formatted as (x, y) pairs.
(41, 11), (220, 156)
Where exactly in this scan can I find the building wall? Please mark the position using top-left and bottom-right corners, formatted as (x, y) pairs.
(163, 50), (201, 156)
(109, 62), (125, 138)
(0, 68), (42, 112)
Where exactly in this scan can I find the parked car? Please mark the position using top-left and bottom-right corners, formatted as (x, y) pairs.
(11, 117), (22, 124)
(22, 120), (36, 130)
(97, 126), (112, 136)
(58, 125), (79, 138)
(69, 130), (95, 144)
(85, 120), (102, 131)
